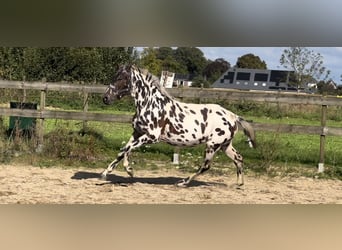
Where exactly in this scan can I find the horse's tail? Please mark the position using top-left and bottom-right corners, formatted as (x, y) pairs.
(237, 117), (256, 148)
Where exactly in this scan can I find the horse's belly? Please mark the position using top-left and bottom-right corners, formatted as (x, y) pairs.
(159, 133), (205, 147)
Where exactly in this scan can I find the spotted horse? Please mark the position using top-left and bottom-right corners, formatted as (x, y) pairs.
(101, 65), (256, 187)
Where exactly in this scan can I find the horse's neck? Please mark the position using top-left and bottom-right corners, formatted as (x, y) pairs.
(133, 79), (172, 112)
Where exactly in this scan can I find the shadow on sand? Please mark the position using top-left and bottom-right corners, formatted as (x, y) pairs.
(71, 171), (227, 188)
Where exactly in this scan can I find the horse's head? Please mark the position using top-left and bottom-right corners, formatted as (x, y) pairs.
(103, 65), (132, 105)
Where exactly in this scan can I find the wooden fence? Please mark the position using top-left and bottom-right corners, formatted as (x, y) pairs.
(1, 80), (342, 171)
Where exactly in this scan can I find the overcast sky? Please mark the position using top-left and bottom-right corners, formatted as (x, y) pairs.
(198, 47), (342, 84)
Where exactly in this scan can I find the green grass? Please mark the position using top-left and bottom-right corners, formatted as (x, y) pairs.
(1, 97), (342, 180)
(38, 118), (342, 179)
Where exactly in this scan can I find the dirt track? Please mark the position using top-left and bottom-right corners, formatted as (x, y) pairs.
(1, 164), (342, 204)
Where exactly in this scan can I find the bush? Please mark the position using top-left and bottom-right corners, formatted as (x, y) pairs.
(43, 127), (108, 165)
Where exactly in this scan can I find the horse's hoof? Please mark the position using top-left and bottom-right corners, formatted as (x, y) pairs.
(125, 167), (134, 178)
(175, 179), (188, 188)
(100, 172), (108, 180)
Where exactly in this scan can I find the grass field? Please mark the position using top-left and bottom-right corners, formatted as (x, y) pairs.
(1, 97), (342, 180)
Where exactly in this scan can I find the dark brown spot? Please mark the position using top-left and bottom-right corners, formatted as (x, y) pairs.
(201, 108), (208, 122)
(179, 113), (185, 122)
(201, 123), (206, 134)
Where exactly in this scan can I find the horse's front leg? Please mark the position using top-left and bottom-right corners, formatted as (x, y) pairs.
(101, 134), (155, 179)
(100, 146), (128, 180)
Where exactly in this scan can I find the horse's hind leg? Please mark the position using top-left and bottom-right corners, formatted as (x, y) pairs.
(123, 151), (134, 177)
(177, 144), (220, 187)
(223, 144), (244, 186)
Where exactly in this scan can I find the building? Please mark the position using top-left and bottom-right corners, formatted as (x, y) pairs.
(171, 73), (193, 87)
(160, 71), (175, 88)
(212, 68), (298, 92)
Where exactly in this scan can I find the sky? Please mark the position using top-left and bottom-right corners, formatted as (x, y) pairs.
(198, 47), (342, 85)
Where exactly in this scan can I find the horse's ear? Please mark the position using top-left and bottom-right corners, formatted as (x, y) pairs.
(121, 64), (132, 74)
(128, 64), (138, 72)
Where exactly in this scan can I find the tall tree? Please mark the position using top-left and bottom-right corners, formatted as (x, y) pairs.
(156, 47), (174, 61)
(155, 47), (187, 74)
(0, 47), (25, 80)
(97, 47), (135, 82)
(280, 47), (330, 88)
(0, 47), (135, 83)
(139, 48), (162, 76)
(174, 47), (207, 77)
(236, 53), (267, 69)
(203, 58), (230, 83)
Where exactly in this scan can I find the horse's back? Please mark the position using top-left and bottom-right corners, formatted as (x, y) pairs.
(180, 102), (238, 123)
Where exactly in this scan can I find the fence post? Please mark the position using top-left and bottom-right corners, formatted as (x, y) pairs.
(172, 87), (183, 165)
(36, 83), (46, 152)
(318, 104), (327, 172)
(83, 89), (89, 131)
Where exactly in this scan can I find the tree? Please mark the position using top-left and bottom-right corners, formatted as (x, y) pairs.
(139, 48), (162, 76)
(191, 75), (210, 88)
(155, 47), (187, 74)
(22, 48), (46, 81)
(280, 47), (330, 88)
(139, 47), (190, 76)
(97, 47), (135, 83)
(174, 47), (207, 77)
(317, 80), (338, 95)
(156, 47), (174, 61)
(203, 58), (230, 83)
(236, 53), (267, 69)
(0, 47), (25, 80)
(0, 47), (136, 83)
(160, 55), (188, 74)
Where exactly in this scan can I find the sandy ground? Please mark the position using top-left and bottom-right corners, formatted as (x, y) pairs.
(1, 164), (342, 204)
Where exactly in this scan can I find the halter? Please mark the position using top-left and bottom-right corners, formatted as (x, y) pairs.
(117, 87), (130, 98)
(107, 84), (131, 99)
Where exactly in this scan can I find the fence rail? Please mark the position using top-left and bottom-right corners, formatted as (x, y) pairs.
(1, 108), (342, 137)
(1, 80), (342, 170)
(0, 108), (132, 123)
(1, 79), (342, 106)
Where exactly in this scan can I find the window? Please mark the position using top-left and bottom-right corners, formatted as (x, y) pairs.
(270, 70), (288, 83)
(223, 72), (235, 83)
(254, 73), (268, 82)
(236, 72), (250, 81)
